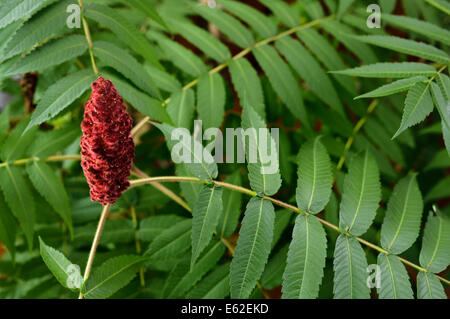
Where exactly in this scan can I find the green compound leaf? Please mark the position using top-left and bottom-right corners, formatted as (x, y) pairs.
(382, 14), (450, 46)
(333, 62), (437, 78)
(282, 215), (327, 299)
(381, 174), (423, 254)
(241, 102), (282, 196)
(82, 255), (145, 299)
(419, 213), (450, 273)
(295, 136), (332, 214)
(230, 197), (275, 298)
(2, 0), (70, 61)
(394, 82), (433, 138)
(430, 81), (449, 128)
(1, 35), (88, 77)
(39, 237), (81, 292)
(191, 185), (223, 267)
(197, 73), (226, 130)
(0, 0), (51, 28)
(417, 271), (446, 299)
(377, 253), (413, 299)
(0, 165), (35, 250)
(339, 150), (381, 236)
(85, 3), (161, 68)
(352, 35), (449, 63)
(26, 161), (73, 237)
(356, 76), (428, 99)
(333, 234), (370, 299)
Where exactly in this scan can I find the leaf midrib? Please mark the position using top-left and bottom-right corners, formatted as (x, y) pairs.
(403, 82), (430, 127)
(348, 151), (369, 233)
(306, 137), (318, 212)
(345, 236), (354, 298)
(237, 198), (264, 298)
(387, 177), (414, 251)
(298, 215), (310, 298)
(83, 258), (143, 297)
(192, 186), (216, 261)
(385, 254), (398, 298)
(425, 218), (443, 270)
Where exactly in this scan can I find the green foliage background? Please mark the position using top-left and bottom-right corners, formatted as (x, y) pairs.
(0, 0), (449, 299)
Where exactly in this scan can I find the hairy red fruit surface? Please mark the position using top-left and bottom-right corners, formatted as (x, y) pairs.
(80, 77), (134, 205)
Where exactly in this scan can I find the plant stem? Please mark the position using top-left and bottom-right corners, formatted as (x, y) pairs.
(128, 175), (450, 286)
(131, 167), (192, 212)
(131, 15), (335, 137)
(130, 206), (146, 288)
(0, 155), (81, 168)
(220, 237), (235, 254)
(78, 204), (110, 299)
(78, 0), (98, 75)
(129, 176), (201, 187)
(45, 154), (81, 162)
(424, 0), (450, 14)
(336, 99), (379, 171)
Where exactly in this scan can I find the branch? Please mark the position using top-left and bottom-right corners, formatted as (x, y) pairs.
(78, 0), (98, 75)
(78, 203), (110, 299)
(0, 155), (81, 168)
(128, 175), (450, 286)
(336, 99), (379, 171)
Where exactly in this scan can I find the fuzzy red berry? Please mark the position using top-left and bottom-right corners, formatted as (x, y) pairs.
(80, 77), (134, 205)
